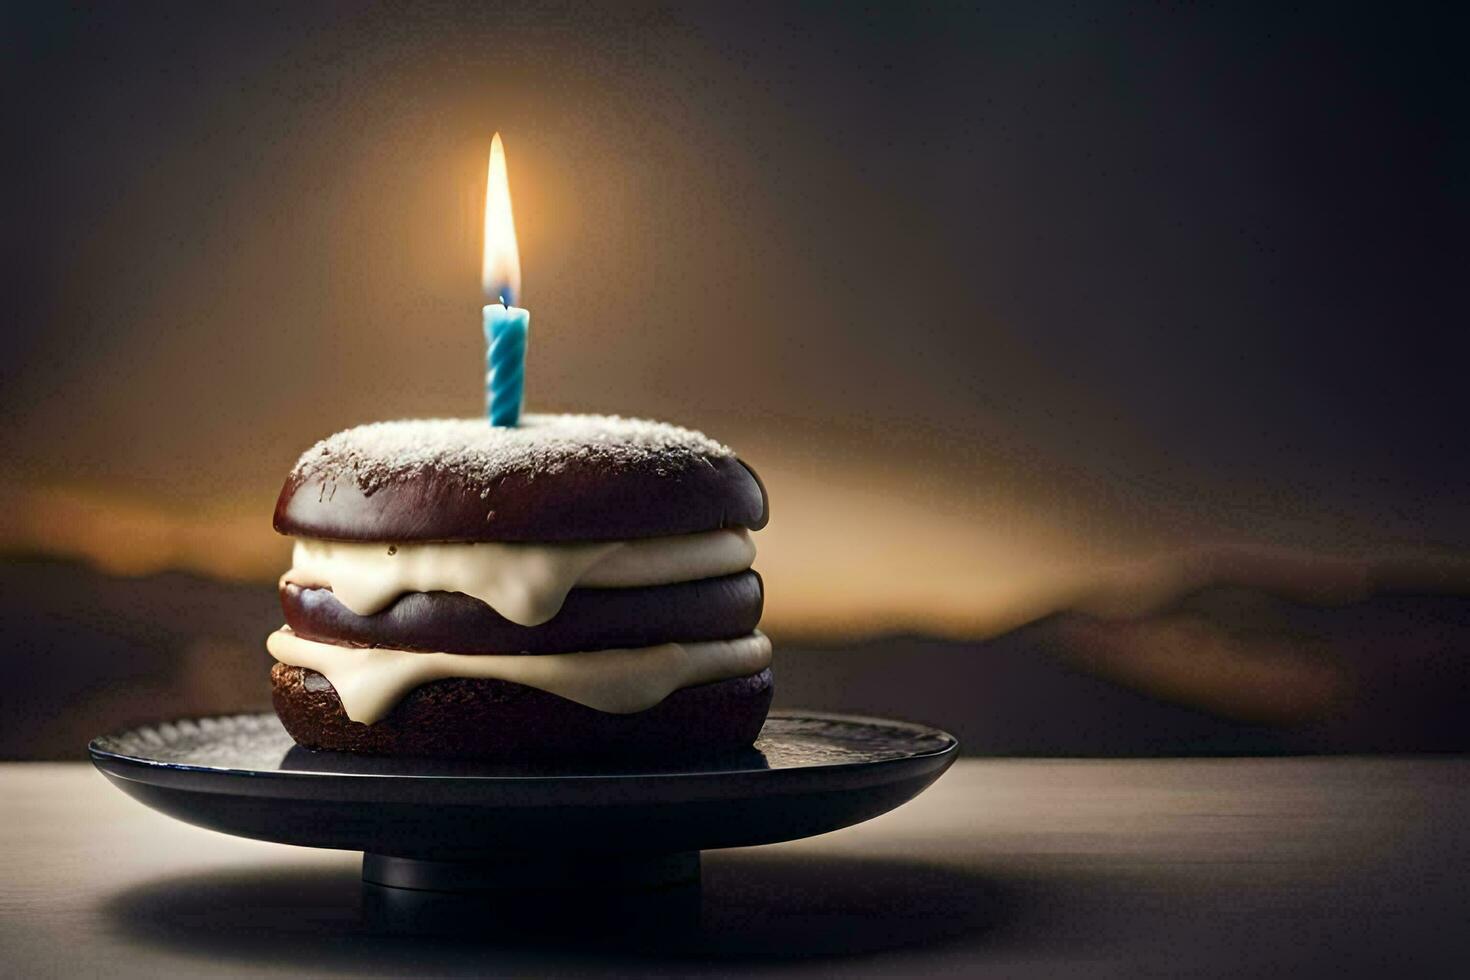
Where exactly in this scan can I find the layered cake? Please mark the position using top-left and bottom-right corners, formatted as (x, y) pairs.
(265, 414), (772, 759)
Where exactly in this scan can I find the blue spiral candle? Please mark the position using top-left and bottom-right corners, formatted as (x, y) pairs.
(481, 133), (527, 427)
(484, 300), (529, 427)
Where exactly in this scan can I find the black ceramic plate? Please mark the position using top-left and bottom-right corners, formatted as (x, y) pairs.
(91, 711), (958, 890)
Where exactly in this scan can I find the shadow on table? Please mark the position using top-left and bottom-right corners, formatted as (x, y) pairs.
(100, 852), (1025, 971)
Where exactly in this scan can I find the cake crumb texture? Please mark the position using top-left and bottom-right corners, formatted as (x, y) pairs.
(293, 415), (734, 495)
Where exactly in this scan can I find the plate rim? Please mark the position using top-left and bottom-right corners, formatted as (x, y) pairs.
(88, 709), (960, 789)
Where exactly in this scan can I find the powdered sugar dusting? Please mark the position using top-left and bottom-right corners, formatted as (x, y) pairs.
(292, 415), (735, 494)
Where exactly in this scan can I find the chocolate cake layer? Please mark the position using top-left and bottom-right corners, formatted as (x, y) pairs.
(271, 662), (774, 759)
(275, 453), (767, 542)
(281, 572), (764, 654)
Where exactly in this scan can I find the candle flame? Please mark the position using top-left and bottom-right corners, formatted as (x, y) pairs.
(482, 133), (521, 305)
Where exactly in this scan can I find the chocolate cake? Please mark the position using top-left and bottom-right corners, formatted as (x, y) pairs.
(266, 414), (772, 759)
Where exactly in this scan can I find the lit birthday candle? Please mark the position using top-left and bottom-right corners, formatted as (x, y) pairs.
(482, 133), (529, 427)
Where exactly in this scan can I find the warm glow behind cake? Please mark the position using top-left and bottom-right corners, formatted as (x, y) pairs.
(267, 414), (772, 759)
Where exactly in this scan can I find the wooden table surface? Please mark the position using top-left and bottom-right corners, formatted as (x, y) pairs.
(3, 758), (1466, 977)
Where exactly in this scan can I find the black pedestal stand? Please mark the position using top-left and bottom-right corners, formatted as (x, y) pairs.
(360, 852), (704, 938)
(90, 708), (958, 933)
(362, 850), (701, 892)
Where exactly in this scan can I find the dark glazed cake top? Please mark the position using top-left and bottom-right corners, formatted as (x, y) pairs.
(274, 415), (768, 542)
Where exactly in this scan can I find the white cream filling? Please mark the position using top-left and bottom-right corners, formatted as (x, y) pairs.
(267, 628), (772, 724)
(283, 527), (755, 626)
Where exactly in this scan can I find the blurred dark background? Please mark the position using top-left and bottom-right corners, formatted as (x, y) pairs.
(3, 1), (1467, 758)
